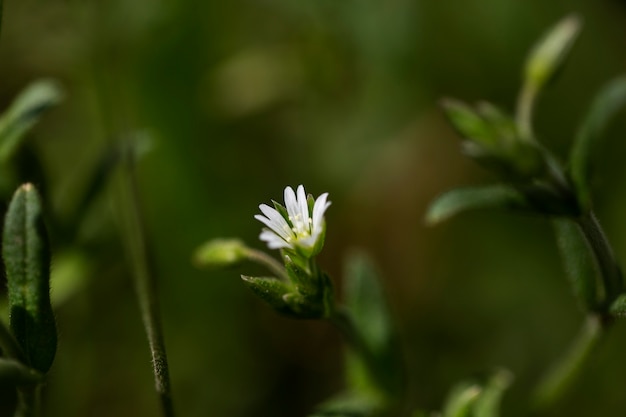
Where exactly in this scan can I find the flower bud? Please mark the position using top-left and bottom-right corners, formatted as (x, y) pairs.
(193, 238), (249, 269)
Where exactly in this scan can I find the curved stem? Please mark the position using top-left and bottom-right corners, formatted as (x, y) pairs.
(243, 248), (290, 282)
(516, 84), (538, 142)
(576, 211), (623, 308)
(531, 315), (603, 413)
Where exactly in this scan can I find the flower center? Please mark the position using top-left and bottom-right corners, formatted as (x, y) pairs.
(289, 213), (312, 240)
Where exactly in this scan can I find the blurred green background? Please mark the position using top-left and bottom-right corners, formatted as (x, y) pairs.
(1, 0), (626, 416)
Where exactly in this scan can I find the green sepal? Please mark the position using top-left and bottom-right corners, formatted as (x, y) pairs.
(3, 183), (57, 373)
(240, 275), (294, 316)
(425, 185), (529, 225)
(0, 79), (63, 163)
(524, 14), (581, 93)
(343, 251), (403, 400)
(570, 76), (626, 210)
(0, 358), (43, 386)
(553, 219), (600, 311)
(193, 238), (249, 269)
(609, 293), (626, 318)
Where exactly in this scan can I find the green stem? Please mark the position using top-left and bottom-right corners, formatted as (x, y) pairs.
(328, 306), (381, 390)
(244, 248), (290, 282)
(15, 384), (40, 417)
(516, 84), (538, 142)
(531, 315), (603, 413)
(120, 157), (175, 417)
(576, 211), (623, 308)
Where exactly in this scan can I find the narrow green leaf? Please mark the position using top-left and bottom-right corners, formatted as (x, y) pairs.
(440, 99), (497, 147)
(3, 183), (57, 373)
(425, 185), (528, 225)
(0, 358), (42, 386)
(570, 76), (626, 209)
(0, 80), (63, 162)
(553, 219), (600, 311)
(524, 14), (581, 93)
(343, 251), (403, 399)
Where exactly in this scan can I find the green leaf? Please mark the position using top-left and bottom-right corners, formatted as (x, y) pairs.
(570, 76), (626, 209)
(240, 275), (296, 316)
(440, 99), (497, 147)
(0, 79), (63, 162)
(0, 358), (42, 386)
(3, 184), (57, 373)
(524, 14), (581, 93)
(343, 251), (402, 399)
(609, 293), (626, 318)
(553, 219), (600, 311)
(441, 369), (513, 417)
(425, 185), (528, 225)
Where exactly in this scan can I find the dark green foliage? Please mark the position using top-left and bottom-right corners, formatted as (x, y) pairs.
(3, 183), (56, 373)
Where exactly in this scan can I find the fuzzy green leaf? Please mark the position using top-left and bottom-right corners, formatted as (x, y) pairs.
(570, 76), (626, 209)
(425, 185), (528, 225)
(240, 275), (294, 315)
(609, 293), (626, 318)
(472, 369), (513, 417)
(3, 183), (57, 373)
(309, 392), (382, 417)
(553, 219), (600, 311)
(0, 80), (63, 162)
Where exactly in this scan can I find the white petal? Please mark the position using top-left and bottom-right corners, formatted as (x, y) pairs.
(311, 193), (331, 232)
(296, 185), (309, 220)
(284, 186), (299, 223)
(259, 230), (291, 249)
(256, 204), (292, 240)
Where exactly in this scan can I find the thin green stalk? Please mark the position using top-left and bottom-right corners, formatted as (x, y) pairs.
(328, 306), (381, 389)
(531, 315), (602, 413)
(244, 248), (290, 282)
(120, 158), (175, 417)
(577, 211), (623, 307)
(516, 84), (538, 142)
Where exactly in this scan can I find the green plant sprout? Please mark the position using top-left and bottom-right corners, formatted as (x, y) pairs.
(195, 185), (404, 416)
(428, 13), (626, 415)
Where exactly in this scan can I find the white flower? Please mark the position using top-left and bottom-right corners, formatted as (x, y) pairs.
(255, 185), (331, 253)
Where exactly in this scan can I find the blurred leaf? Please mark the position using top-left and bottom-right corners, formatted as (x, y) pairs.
(0, 358), (42, 386)
(553, 219), (600, 310)
(570, 76), (626, 209)
(0, 79), (63, 163)
(3, 184), (56, 373)
(440, 99), (497, 147)
(524, 14), (581, 93)
(343, 251), (403, 400)
(50, 250), (91, 307)
(425, 185), (528, 225)
(442, 382), (481, 417)
(609, 293), (626, 318)
(309, 392), (381, 417)
(472, 369), (513, 417)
